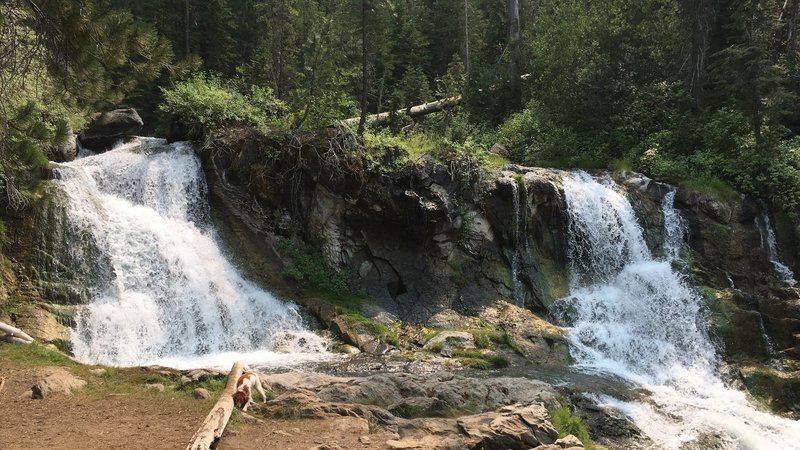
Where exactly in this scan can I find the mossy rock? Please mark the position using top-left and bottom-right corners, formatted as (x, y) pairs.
(705, 289), (770, 361)
(740, 365), (800, 416)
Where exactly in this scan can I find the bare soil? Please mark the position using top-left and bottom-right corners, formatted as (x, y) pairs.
(0, 363), (393, 450)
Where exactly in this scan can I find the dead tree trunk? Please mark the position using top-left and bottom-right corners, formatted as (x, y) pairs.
(0, 321), (34, 343)
(342, 96), (461, 127)
(186, 361), (245, 450)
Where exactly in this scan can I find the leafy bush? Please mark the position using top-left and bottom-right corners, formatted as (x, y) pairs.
(159, 74), (286, 139)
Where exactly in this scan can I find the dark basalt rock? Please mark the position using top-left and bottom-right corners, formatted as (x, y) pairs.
(78, 108), (143, 151)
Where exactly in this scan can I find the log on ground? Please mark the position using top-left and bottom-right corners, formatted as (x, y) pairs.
(185, 360), (245, 450)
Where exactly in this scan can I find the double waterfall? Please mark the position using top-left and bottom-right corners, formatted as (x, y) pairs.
(557, 172), (800, 449)
(55, 138), (328, 369)
(51, 138), (800, 448)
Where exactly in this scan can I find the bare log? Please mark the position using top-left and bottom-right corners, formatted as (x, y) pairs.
(0, 321), (34, 343)
(0, 377), (5, 394)
(342, 96), (461, 127)
(2, 335), (32, 345)
(186, 360), (245, 450)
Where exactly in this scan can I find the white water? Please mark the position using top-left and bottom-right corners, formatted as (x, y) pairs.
(756, 210), (797, 286)
(510, 179), (524, 307)
(556, 171), (800, 450)
(55, 138), (331, 369)
(661, 189), (686, 262)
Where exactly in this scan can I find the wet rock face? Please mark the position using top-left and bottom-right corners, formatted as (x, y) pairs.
(201, 128), (569, 322)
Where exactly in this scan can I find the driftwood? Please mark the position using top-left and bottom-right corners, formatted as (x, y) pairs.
(342, 96), (461, 127)
(186, 360), (245, 450)
(0, 321), (33, 344)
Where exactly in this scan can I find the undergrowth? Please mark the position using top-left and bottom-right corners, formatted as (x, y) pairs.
(549, 406), (596, 450)
(275, 237), (369, 312)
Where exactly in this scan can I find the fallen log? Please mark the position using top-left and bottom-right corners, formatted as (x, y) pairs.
(186, 360), (245, 450)
(0, 377), (5, 394)
(341, 96), (461, 127)
(0, 321), (34, 343)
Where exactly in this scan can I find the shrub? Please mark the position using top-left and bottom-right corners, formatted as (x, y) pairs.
(159, 74), (286, 139)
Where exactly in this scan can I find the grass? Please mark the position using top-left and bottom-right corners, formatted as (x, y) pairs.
(549, 405), (597, 450)
(452, 349), (509, 369)
(679, 175), (738, 202)
(0, 342), (77, 367)
(0, 295), (30, 318)
(0, 342), (221, 410)
(471, 329), (526, 356)
(341, 313), (400, 346)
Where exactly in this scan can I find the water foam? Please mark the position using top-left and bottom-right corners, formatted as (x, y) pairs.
(756, 208), (797, 286)
(555, 171), (800, 449)
(54, 138), (331, 369)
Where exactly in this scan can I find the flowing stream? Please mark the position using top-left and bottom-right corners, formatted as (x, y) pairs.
(55, 138), (329, 369)
(556, 171), (800, 450)
(756, 209), (797, 286)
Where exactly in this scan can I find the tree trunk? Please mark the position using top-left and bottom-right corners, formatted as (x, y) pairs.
(507, 0), (521, 110)
(464, 0), (470, 78)
(788, 0), (800, 88)
(681, 0), (715, 107)
(185, 361), (245, 450)
(184, 0), (191, 58)
(357, 0), (369, 137)
(343, 96), (461, 126)
(0, 321), (34, 343)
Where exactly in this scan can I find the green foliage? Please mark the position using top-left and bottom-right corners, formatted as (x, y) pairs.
(550, 406), (596, 449)
(275, 237), (351, 297)
(452, 349), (509, 369)
(341, 313), (400, 346)
(160, 74), (286, 138)
(0, 219), (7, 247)
(175, 377), (227, 396)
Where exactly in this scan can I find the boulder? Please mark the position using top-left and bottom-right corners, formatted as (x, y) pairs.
(145, 383), (165, 392)
(192, 387), (212, 400)
(31, 368), (86, 398)
(78, 108), (143, 151)
(45, 132), (78, 162)
(388, 404), (559, 450)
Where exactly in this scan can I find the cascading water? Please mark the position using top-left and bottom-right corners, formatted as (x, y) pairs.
(555, 171), (800, 450)
(661, 189), (686, 262)
(756, 209), (797, 286)
(510, 179), (524, 307)
(55, 138), (330, 369)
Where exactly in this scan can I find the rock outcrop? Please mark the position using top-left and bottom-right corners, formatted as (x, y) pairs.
(249, 370), (578, 450)
(77, 108), (143, 151)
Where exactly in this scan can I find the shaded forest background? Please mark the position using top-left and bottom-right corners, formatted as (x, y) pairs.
(4, 0), (800, 217)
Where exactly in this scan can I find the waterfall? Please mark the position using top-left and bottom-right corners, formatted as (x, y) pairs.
(755, 209), (797, 286)
(510, 178), (524, 307)
(661, 189), (686, 261)
(556, 171), (800, 450)
(55, 138), (329, 369)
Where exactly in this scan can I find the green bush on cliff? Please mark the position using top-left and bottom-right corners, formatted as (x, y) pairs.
(275, 237), (363, 309)
(159, 74), (287, 138)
